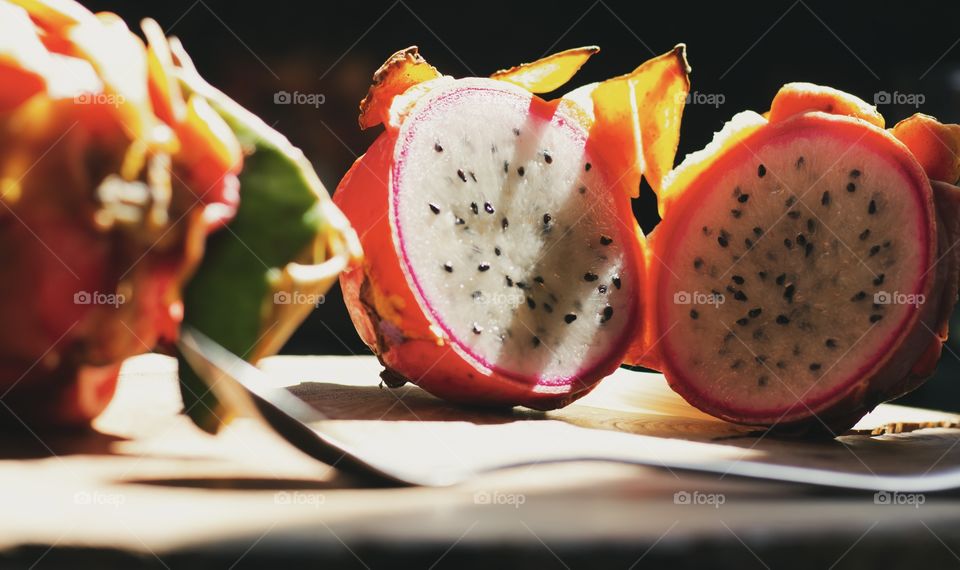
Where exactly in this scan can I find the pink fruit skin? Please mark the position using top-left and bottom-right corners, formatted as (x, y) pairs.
(645, 113), (957, 434)
(335, 87), (643, 410)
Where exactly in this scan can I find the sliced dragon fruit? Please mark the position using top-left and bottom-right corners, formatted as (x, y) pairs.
(628, 83), (960, 434)
(336, 46), (689, 409)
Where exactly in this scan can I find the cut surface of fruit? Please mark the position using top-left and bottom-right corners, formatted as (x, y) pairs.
(655, 113), (931, 422)
(392, 82), (637, 384)
(336, 46), (689, 409)
(631, 83), (960, 434)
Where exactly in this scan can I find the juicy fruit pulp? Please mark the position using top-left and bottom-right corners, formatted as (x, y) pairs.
(631, 83), (960, 434)
(337, 46), (689, 409)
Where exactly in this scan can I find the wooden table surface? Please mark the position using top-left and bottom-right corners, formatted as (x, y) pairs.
(2, 354), (960, 569)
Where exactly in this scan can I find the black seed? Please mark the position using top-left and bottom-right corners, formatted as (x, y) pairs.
(784, 238), (793, 249)
(732, 275), (745, 285)
(532, 335), (541, 347)
(565, 313), (578, 323)
(472, 323), (483, 334)
(758, 164), (767, 177)
(534, 276), (545, 284)
(787, 211), (801, 220)
(457, 169), (467, 182)
(516, 281), (529, 290)
(851, 291), (866, 301)
(718, 235), (729, 248)
(513, 128), (521, 136)
(527, 297), (536, 309)
(689, 310), (700, 320)
(494, 247), (501, 256)
(600, 235), (613, 246)
(429, 203), (441, 214)
(776, 273), (786, 285)
(738, 193), (750, 203)
(809, 363), (822, 371)
(776, 360), (787, 369)
(755, 355), (767, 365)
(484, 202), (495, 214)
(748, 307), (762, 318)
(455, 217), (465, 225)
(826, 338), (837, 348)
(501, 217), (509, 230)
(443, 262), (453, 273)
(734, 290), (748, 301)
(543, 151), (552, 164)
(846, 182), (856, 193)
(693, 257), (704, 269)
(793, 345), (802, 356)
(805, 243), (814, 257)
(469, 171), (477, 182)
(870, 314), (884, 323)
(578, 186), (587, 195)
(736, 317), (749, 326)
(873, 274), (885, 286)
(758, 271), (768, 280)
(584, 272), (599, 282)
(543, 213), (552, 225)
(821, 191), (830, 206)
(601, 305), (614, 322)
(752, 328), (765, 340)
(503, 161), (509, 173)
(796, 156), (805, 169)
(598, 284), (607, 294)
(784, 284), (796, 301)
(517, 166), (525, 177)
(786, 196), (797, 208)
(758, 376), (770, 387)
(745, 238), (754, 248)
(796, 234), (807, 246)
(505, 276), (513, 287)
(478, 263), (490, 272)
(471, 290), (482, 299)
(868, 200), (877, 215)
(869, 245), (881, 256)
(434, 143), (443, 152)
(726, 285), (737, 294)
(543, 303), (554, 313)
(850, 169), (861, 178)
(776, 314), (790, 325)
(731, 359), (744, 369)
(585, 162), (592, 172)
(491, 144), (497, 153)
(612, 276), (621, 289)
(859, 229), (871, 240)
(702, 226), (711, 235)
(807, 219), (816, 233)
(470, 202), (479, 214)
(731, 209), (742, 218)
(883, 240), (891, 248)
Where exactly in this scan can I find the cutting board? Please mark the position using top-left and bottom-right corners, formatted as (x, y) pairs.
(1, 354), (959, 567)
(259, 355), (960, 491)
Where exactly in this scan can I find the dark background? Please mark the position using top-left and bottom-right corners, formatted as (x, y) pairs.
(87, 0), (960, 410)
